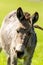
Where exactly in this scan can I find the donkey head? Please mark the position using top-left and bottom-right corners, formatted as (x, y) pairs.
(14, 7), (39, 58)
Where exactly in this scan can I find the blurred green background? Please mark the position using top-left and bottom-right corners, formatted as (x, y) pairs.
(0, 0), (43, 65)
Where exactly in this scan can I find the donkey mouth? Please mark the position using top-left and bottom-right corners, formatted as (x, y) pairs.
(17, 51), (24, 58)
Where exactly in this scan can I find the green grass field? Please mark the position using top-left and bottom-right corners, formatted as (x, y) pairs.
(0, 0), (43, 65)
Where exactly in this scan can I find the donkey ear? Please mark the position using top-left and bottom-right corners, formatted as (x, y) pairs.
(32, 12), (39, 24)
(17, 7), (24, 20)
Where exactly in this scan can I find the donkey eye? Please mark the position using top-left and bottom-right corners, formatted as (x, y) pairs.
(17, 28), (26, 34)
(17, 30), (19, 33)
(27, 32), (31, 36)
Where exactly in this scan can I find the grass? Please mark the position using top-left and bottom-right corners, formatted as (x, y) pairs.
(0, 0), (43, 65)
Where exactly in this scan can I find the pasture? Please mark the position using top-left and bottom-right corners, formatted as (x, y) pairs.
(0, 0), (43, 65)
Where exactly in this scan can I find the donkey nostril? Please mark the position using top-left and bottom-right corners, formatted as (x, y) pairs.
(17, 51), (24, 58)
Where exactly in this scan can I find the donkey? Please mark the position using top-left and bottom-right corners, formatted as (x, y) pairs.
(0, 7), (43, 65)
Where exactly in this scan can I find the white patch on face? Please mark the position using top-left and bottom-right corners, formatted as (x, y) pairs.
(16, 44), (23, 52)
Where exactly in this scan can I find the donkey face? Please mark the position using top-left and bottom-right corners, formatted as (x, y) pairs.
(14, 7), (39, 58)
